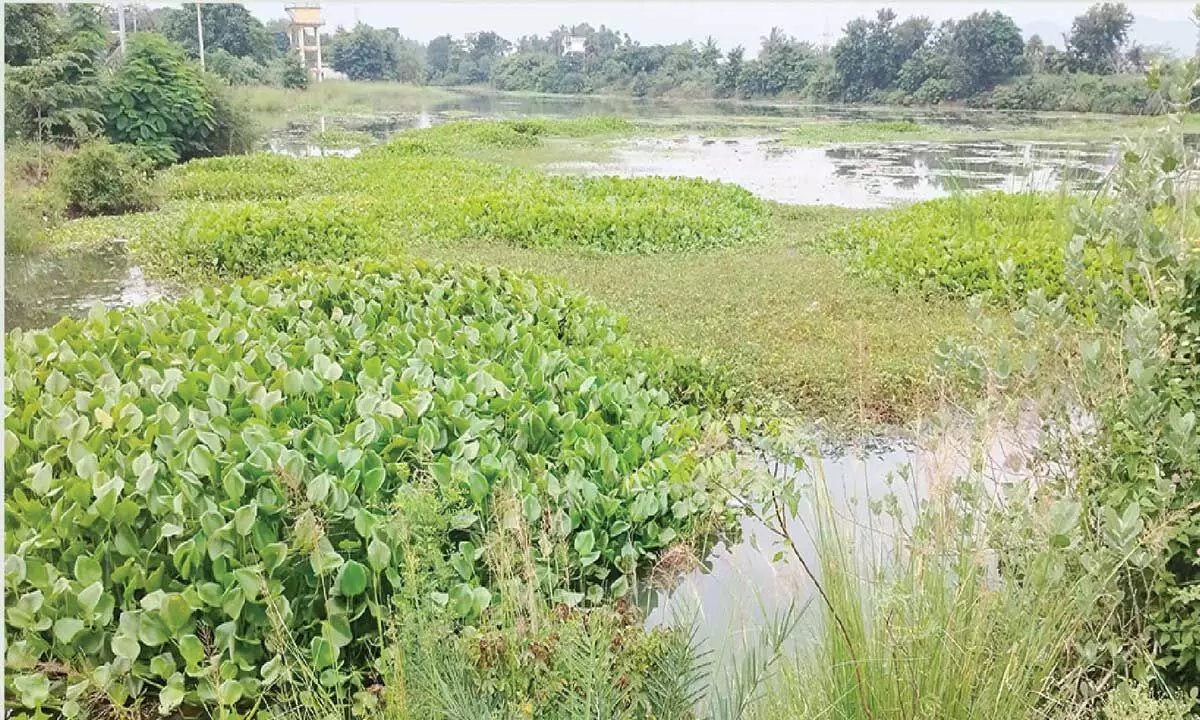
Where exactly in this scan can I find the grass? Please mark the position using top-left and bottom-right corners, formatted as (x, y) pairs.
(231, 81), (464, 127)
(410, 203), (969, 428)
(740, 461), (1105, 720)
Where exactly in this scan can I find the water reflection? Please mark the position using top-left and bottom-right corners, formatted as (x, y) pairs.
(550, 136), (1117, 207)
(643, 419), (1041, 648)
(4, 241), (174, 332)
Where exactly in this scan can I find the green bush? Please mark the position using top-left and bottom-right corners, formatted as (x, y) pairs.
(277, 53), (309, 90)
(3, 260), (741, 713)
(968, 74), (1157, 115)
(829, 192), (1126, 305)
(103, 34), (257, 162)
(55, 139), (156, 217)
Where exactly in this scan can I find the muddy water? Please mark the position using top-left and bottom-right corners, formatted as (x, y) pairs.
(4, 242), (173, 332)
(549, 135), (1116, 207)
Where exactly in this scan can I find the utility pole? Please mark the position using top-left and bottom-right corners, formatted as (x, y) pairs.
(117, 4), (127, 54)
(196, 0), (205, 70)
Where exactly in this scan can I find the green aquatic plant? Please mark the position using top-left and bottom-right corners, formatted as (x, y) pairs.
(51, 127), (765, 267)
(829, 191), (1131, 307)
(308, 128), (374, 149)
(3, 259), (745, 715)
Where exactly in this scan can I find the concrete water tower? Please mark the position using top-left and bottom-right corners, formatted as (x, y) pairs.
(286, 4), (325, 81)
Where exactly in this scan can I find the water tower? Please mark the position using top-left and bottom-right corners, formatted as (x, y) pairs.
(286, 4), (325, 81)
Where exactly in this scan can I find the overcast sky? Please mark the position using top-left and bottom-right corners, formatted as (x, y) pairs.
(236, 2), (1196, 54)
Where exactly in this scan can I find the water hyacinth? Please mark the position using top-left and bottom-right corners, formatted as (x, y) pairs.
(4, 259), (745, 712)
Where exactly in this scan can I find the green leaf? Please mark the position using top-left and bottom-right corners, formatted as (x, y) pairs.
(74, 556), (103, 586)
(233, 502), (258, 536)
(78, 581), (103, 614)
(161, 593), (192, 632)
(53, 617), (85, 643)
(310, 636), (335, 669)
(112, 632), (140, 661)
(573, 529), (595, 556)
(179, 634), (206, 665)
(338, 560), (368, 596)
(367, 537), (391, 572)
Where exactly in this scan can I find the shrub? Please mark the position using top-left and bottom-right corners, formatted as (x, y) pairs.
(278, 52), (309, 90)
(55, 139), (156, 216)
(968, 73), (1157, 115)
(3, 259), (740, 713)
(103, 34), (216, 160)
(206, 48), (269, 86)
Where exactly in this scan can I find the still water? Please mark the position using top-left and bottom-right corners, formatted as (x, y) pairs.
(4, 241), (173, 333)
(549, 135), (1115, 207)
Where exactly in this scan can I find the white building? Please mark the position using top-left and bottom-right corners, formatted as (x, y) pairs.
(562, 35), (587, 55)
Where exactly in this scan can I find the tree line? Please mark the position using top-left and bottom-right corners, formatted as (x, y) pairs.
(320, 2), (1181, 112)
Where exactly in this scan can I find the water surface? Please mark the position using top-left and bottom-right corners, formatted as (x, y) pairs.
(5, 242), (173, 332)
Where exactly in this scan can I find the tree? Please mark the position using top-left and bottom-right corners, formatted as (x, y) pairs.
(426, 34), (466, 81)
(279, 51), (309, 89)
(330, 24), (400, 81)
(699, 36), (721, 69)
(944, 11), (1024, 95)
(161, 3), (276, 64)
(103, 33), (217, 162)
(1024, 34), (1048, 74)
(464, 30), (512, 83)
(832, 17), (871, 99)
(4, 4), (63, 66)
(1067, 3), (1134, 74)
(717, 45), (744, 97)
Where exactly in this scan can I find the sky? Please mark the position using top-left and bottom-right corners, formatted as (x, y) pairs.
(235, 1), (1197, 55)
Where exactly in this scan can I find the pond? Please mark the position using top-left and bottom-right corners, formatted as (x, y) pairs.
(4, 241), (174, 333)
(548, 135), (1116, 207)
(266, 92), (1122, 205)
(1, 92), (1130, 331)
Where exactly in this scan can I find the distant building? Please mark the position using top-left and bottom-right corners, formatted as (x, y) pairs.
(286, 4), (325, 82)
(562, 35), (587, 55)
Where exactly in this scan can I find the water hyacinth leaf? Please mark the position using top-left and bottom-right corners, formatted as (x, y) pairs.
(338, 561), (368, 597)
(310, 636), (335, 669)
(179, 634), (205, 666)
(78, 582), (104, 614)
(3, 257), (744, 705)
(53, 618), (85, 644)
(161, 594), (192, 632)
(367, 537), (391, 572)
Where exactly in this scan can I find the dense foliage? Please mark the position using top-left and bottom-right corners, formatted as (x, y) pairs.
(135, 120), (763, 265)
(351, 2), (1166, 110)
(328, 23), (425, 83)
(160, 2), (277, 65)
(3, 259), (741, 713)
(829, 192), (1127, 306)
(104, 34), (223, 163)
(56, 140), (157, 217)
(171, 198), (379, 278)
